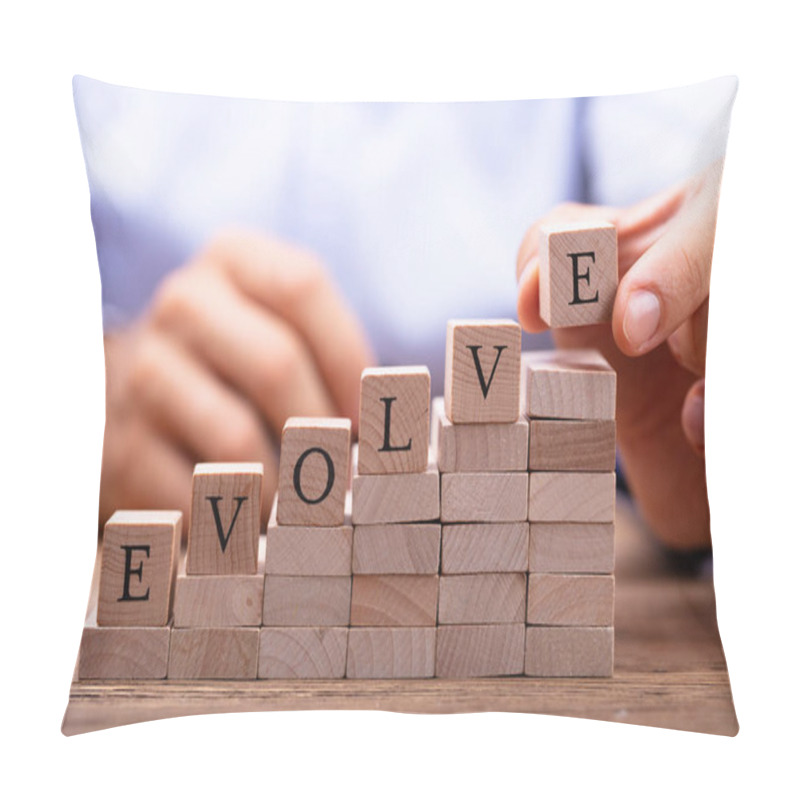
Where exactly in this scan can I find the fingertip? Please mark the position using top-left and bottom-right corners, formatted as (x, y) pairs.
(516, 259), (549, 333)
(612, 283), (663, 357)
(681, 379), (705, 457)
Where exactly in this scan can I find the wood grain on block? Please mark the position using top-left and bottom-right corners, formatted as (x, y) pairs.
(266, 494), (352, 576)
(441, 522), (528, 574)
(358, 366), (430, 474)
(186, 463), (262, 575)
(527, 574), (615, 626)
(441, 472), (528, 523)
(525, 626), (614, 677)
(168, 628), (259, 679)
(98, 510), (181, 627)
(277, 418), (351, 526)
(438, 574), (526, 624)
(173, 540), (265, 627)
(529, 419), (616, 472)
(432, 396), (528, 473)
(346, 627), (436, 678)
(352, 523), (441, 574)
(258, 627), (348, 679)
(524, 349), (616, 420)
(262, 576), (352, 626)
(444, 319), (521, 423)
(539, 221), (618, 328)
(435, 624), (525, 678)
(352, 448), (439, 524)
(529, 522), (615, 574)
(350, 575), (439, 627)
(529, 472), (616, 523)
(79, 611), (170, 679)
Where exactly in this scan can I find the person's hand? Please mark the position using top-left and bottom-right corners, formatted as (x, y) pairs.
(516, 161), (724, 549)
(100, 229), (374, 527)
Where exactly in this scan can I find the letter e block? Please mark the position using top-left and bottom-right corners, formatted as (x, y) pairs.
(444, 319), (521, 423)
(97, 510), (181, 627)
(539, 221), (618, 328)
(358, 366), (431, 474)
(277, 418), (351, 526)
(186, 463), (263, 575)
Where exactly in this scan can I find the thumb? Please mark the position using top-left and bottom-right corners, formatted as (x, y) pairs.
(612, 163), (722, 357)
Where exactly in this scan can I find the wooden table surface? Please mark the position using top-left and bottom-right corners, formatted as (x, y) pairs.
(62, 494), (738, 736)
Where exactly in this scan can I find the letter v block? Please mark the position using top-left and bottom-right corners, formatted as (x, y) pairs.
(358, 366), (431, 474)
(539, 221), (618, 328)
(98, 510), (182, 626)
(186, 463), (263, 575)
(444, 319), (521, 423)
(277, 418), (351, 526)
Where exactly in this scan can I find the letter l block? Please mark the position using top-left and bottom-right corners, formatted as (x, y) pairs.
(358, 366), (431, 474)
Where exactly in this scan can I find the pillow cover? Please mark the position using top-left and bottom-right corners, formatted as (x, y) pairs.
(64, 75), (738, 736)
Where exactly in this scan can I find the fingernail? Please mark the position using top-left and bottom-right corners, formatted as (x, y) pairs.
(623, 290), (661, 351)
(683, 387), (705, 454)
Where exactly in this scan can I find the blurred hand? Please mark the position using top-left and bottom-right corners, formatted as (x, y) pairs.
(516, 162), (724, 549)
(100, 229), (374, 527)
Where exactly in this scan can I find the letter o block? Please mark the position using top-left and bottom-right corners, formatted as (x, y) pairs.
(277, 417), (352, 526)
(97, 510), (182, 627)
(539, 221), (618, 328)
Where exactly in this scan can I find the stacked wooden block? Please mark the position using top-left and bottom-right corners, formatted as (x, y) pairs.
(349, 367), (439, 678)
(78, 219), (621, 682)
(78, 341), (617, 681)
(525, 218), (619, 677)
(262, 418), (353, 678)
(434, 320), (529, 677)
(524, 351), (616, 676)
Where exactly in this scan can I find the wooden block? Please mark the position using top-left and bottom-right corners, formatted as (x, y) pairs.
(352, 523), (441, 574)
(262, 576), (352, 626)
(529, 522), (615, 574)
(277, 418), (351, 526)
(258, 627), (349, 679)
(539, 221), (618, 328)
(435, 624), (525, 678)
(529, 419), (616, 472)
(432, 396), (529, 473)
(358, 366), (431, 474)
(524, 349), (616, 420)
(525, 626), (614, 677)
(441, 472), (528, 523)
(173, 540), (265, 627)
(527, 574), (615, 626)
(168, 627), (259, 679)
(350, 575), (439, 627)
(79, 613), (170, 680)
(441, 522), (528, 574)
(528, 472), (616, 523)
(266, 493), (352, 576)
(438, 574), (526, 624)
(346, 627), (436, 679)
(186, 463), (262, 575)
(352, 446), (440, 524)
(98, 510), (181, 627)
(444, 319), (521, 423)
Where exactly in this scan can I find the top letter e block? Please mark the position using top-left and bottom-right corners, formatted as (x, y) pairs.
(539, 221), (618, 328)
(445, 320), (521, 424)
